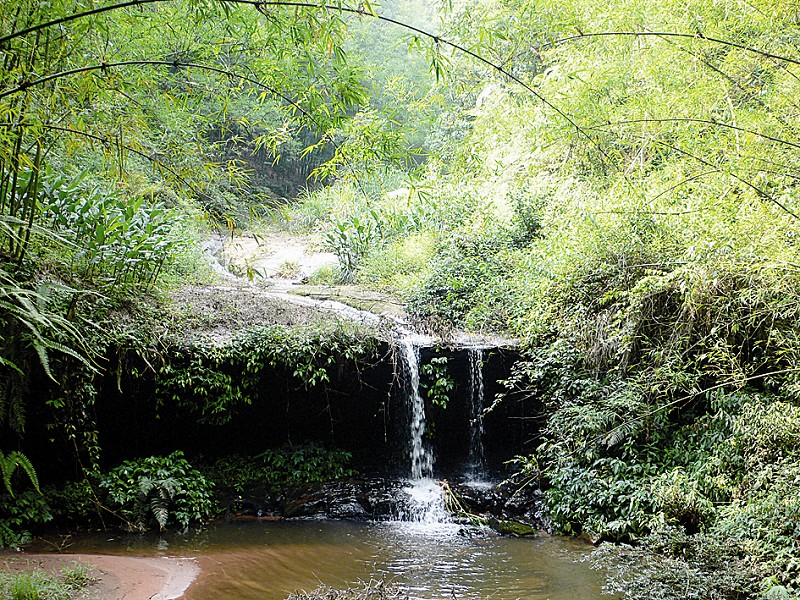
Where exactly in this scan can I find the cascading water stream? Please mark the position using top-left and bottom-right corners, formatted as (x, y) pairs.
(467, 348), (486, 474)
(397, 336), (449, 524)
(401, 339), (432, 480)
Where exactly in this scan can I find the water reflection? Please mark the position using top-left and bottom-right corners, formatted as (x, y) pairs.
(64, 520), (604, 600)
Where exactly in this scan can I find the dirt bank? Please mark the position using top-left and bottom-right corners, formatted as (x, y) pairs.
(1, 553), (199, 599)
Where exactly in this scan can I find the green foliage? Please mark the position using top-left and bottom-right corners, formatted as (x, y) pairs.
(420, 356), (453, 409)
(407, 231), (518, 331)
(0, 452), (38, 497)
(207, 444), (357, 494)
(98, 451), (216, 531)
(358, 231), (437, 294)
(325, 215), (377, 283)
(0, 0), (378, 230)
(0, 271), (92, 425)
(594, 527), (764, 600)
(0, 490), (52, 548)
(651, 469), (716, 533)
(155, 323), (379, 424)
(0, 451), (46, 548)
(58, 563), (95, 592)
(0, 562), (95, 600)
(42, 173), (180, 293)
(41, 480), (98, 526)
(5, 3), (800, 600)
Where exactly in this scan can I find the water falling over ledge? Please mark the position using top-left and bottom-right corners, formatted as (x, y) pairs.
(396, 334), (449, 524)
(467, 347), (486, 476)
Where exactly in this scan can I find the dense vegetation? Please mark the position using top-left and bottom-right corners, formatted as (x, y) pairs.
(282, 0), (800, 597)
(2, 0), (800, 597)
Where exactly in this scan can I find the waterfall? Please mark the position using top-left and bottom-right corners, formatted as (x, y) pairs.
(467, 348), (486, 475)
(400, 339), (433, 480)
(396, 336), (448, 524)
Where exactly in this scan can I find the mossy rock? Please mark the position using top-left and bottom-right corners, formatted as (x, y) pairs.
(489, 517), (537, 537)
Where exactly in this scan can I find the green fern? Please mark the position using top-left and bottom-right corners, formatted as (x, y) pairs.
(0, 451), (39, 497)
(0, 270), (94, 383)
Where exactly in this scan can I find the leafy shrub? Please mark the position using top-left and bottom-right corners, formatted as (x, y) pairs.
(406, 232), (518, 330)
(286, 183), (365, 233)
(508, 188), (546, 246)
(325, 215), (377, 282)
(420, 356), (453, 409)
(43, 480), (99, 525)
(207, 444), (357, 494)
(0, 490), (52, 547)
(0, 451), (49, 547)
(307, 264), (340, 285)
(358, 231), (437, 294)
(99, 451), (216, 531)
(651, 469), (715, 534)
(41, 172), (180, 292)
(594, 527), (763, 600)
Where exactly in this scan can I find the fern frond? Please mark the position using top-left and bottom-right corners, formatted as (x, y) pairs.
(138, 476), (154, 498)
(601, 418), (642, 448)
(1, 457), (13, 496)
(32, 341), (52, 379)
(0, 450), (40, 496)
(7, 451), (39, 493)
(0, 356), (23, 375)
(150, 497), (169, 530)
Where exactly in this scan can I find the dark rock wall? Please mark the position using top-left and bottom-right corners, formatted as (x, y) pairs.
(426, 347), (538, 476)
(92, 342), (539, 478)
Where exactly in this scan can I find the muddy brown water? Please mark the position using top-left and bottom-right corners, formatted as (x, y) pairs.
(61, 520), (605, 599)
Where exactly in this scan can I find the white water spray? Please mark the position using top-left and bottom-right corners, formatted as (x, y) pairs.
(397, 336), (448, 523)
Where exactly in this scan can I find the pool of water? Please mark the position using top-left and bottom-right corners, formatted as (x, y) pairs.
(64, 520), (604, 599)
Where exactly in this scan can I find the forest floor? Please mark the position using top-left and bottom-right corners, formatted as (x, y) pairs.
(0, 552), (198, 599)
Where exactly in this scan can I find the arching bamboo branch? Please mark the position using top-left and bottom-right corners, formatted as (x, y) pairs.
(0, 59), (316, 124)
(594, 117), (800, 153)
(542, 30), (800, 68)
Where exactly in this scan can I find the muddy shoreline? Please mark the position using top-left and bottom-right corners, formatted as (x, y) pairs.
(0, 552), (199, 599)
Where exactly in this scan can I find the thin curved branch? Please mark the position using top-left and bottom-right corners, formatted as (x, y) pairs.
(14, 122), (206, 198)
(669, 148), (798, 218)
(542, 31), (800, 68)
(648, 169), (720, 202)
(0, 0), (163, 46)
(589, 125), (800, 219)
(0, 0), (329, 46)
(0, 59), (316, 124)
(581, 366), (800, 463)
(594, 117), (800, 152)
(10, 0), (800, 216)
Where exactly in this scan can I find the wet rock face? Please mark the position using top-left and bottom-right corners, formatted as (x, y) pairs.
(224, 476), (549, 537)
(226, 478), (405, 521)
(449, 478), (549, 533)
